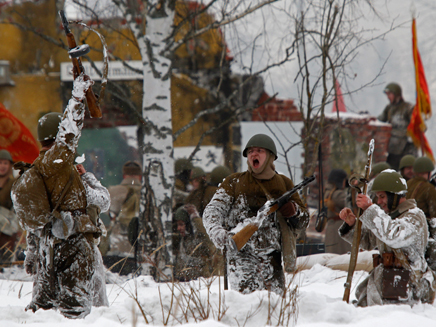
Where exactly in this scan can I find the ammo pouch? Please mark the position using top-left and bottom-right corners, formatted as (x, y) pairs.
(373, 253), (411, 300)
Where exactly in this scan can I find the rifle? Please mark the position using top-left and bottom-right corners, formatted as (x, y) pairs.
(342, 139), (374, 303)
(59, 10), (102, 118)
(230, 175), (315, 252)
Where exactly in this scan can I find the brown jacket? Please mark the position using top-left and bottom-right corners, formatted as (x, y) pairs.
(406, 176), (436, 219)
(0, 176), (14, 210)
(185, 180), (217, 216)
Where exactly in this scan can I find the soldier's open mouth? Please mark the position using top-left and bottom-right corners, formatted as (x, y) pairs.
(253, 159), (259, 168)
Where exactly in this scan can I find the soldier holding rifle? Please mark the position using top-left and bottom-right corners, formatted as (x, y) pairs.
(203, 134), (309, 295)
(339, 170), (435, 306)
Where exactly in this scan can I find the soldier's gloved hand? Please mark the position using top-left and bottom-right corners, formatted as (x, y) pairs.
(279, 201), (297, 218)
(184, 204), (200, 220)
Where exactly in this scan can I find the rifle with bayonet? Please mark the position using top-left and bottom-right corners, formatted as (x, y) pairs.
(59, 10), (102, 118)
(342, 139), (375, 303)
(230, 175), (315, 252)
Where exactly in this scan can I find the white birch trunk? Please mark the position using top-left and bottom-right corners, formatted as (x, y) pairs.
(129, 3), (175, 280)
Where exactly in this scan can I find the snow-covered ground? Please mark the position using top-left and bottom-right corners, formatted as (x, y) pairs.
(1, 263), (435, 326)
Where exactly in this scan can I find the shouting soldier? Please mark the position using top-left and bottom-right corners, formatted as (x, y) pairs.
(203, 134), (309, 295)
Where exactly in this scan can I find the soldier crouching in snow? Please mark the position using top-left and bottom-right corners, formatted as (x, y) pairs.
(11, 74), (108, 318)
(339, 170), (436, 306)
(203, 134), (309, 295)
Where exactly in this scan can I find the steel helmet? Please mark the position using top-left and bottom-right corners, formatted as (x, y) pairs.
(0, 149), (13, 163)
(413, 156), (435, 173)
(384, 83), (402, 97)
(37, 112), (62, 142)
(399, 155), (416, 170)
(371, 162), (391, 178)
(190, 166), (205, 180)
(174, 158), (193, 175)
(371, 169), (407, 194)
(243, 134), (277, 160)
(210, 165), (231, 186)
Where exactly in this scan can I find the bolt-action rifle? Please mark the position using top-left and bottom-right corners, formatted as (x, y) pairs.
(59, 10), (102, 118)
(230, 175), (315, 252)
(343, 139), (375, 303)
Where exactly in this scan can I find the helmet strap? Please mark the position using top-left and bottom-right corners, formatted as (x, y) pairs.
(386, 192), (401, 212)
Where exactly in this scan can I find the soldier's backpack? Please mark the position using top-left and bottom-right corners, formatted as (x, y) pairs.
(11, 162), (52, 232)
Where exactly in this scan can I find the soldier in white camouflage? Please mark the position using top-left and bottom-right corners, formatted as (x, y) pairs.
(203, 134), (309, 295)
(339, 170), (435, 306)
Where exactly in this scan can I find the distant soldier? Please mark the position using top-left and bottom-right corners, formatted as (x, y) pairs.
(105, 161), (142, 274)
(406, 157), (436, 219)
(0, 149), (20, 262)
(173, 158), (193, 210)
(406, 156), (436, 270)
(173, 205), (216, 281)
(378, 83), (417, 170)
(185, 166), (217, 217)
(339, 170), (435, 306)
(324, 169), (350, 254)
(12, 75), (107, 318)
(209, 165), (232, 187)
(398, 154), (416, 181)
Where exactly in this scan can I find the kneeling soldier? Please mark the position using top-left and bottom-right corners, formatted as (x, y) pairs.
(339, 169), (436, 306)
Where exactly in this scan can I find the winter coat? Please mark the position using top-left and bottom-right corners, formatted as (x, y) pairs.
(185, 180), (218, 216)
(378, 100), (415, 155)
(406, 176), (436, 219)
(203, 171), (309, 294)
(340, 199), (435, 306)
(106, 177), (141, 257)
(12, 75), (102, 319)
(406, 177), (436, 271)
(324, 184), (350, 254)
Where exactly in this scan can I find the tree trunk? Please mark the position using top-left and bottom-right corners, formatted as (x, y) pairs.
(131, 2), (176, 281)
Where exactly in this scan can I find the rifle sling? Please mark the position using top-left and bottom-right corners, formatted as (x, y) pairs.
(253, 175), (296, 273)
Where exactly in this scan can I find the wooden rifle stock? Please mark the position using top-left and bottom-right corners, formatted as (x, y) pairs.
(59, 10), (102, 118)
(343, 139), (374, 303)
(231, 175), (315, 252)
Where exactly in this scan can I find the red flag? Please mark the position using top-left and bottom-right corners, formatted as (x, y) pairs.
(332, 80), (347, 113)
(0, 102), (39, 163)
(408, 18), (434, 162)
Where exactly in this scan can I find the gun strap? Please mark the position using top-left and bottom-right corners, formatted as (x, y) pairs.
(253, 175), (296, 273)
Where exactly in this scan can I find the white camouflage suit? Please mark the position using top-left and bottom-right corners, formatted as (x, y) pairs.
(340, 199), (436, 306)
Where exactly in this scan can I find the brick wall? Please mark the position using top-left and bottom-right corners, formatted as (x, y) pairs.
(252, 93), (302, 121)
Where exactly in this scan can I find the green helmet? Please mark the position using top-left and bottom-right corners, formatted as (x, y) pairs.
(413, 156), (435, 173)
(243, 134), (277, 160)
(399, 154), (416, 170)
(190, 166), (205, 180)
(371, 162), (390, 177)
(0, 149), (13, 163)
(371, 170), (407, 194)
(174, 206), (189, 223)
(384, 83), (402, 97)
(37, 112), (62, 142)
(174, 158), (193, 175)
(210, 165), (231, 186)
